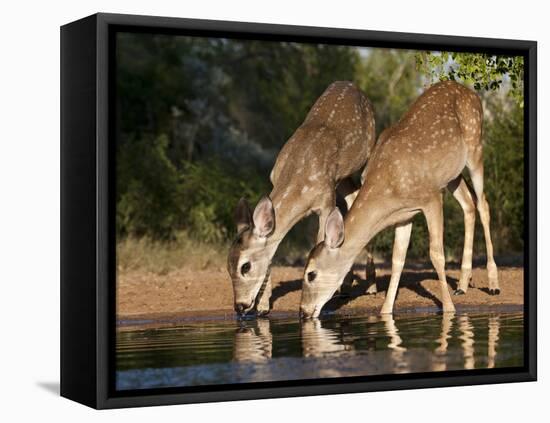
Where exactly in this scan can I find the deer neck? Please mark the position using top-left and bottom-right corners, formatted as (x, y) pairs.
(268, 186), (313, 245)
(339, 193), (401, 263)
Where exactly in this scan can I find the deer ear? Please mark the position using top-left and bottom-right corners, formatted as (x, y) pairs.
(325, 208), (344, 249)
(252, 196), (275, 238)
(234, 198), (252, 233)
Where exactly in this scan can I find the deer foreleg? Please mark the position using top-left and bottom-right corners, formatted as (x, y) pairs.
(424, 194), (456, 313)
(380, 221), (412, 314)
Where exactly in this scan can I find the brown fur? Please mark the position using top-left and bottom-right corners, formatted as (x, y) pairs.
(302, 81), (500, 318)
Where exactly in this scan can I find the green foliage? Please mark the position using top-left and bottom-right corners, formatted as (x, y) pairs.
(224, 42), (359, 149)
(117, 134), (269, 242)
(356, 49), (422, 134)
(416, 52), (524, 106)
(482, 98), (525, 253)
(179, 160), (268, 243)
(117, 135), (181, 239)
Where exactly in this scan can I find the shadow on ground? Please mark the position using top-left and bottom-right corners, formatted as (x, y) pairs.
(270, 268), (467, 312)
(270, 278), (302, 308)
(267, 255), (522, 312)
(36, 381), (60, 396)
(322, 271), (461, 312)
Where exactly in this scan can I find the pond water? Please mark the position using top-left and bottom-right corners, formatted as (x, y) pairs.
(116, 311), (524, 390)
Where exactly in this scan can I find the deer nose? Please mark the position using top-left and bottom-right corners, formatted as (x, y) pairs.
(300, 306), (313, 319)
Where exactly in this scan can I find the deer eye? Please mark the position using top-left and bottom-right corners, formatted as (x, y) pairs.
(241, 262), (251, 276)
(307, 271), (317, 282)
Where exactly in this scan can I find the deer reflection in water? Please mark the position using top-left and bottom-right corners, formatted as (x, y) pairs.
(438, 313), (501, 371)
(380, 314), (409, 373)
(465, 314), (501, 369)
(433, 313), (455, 372)
(233, 318), (273, 363)
(487, 316), (500, 368)
(383, 313), (503, 372)
(116, 313), (516, 391)
(231, 313), (502, 371)
(300, 319), (351, 358)
(458, 315), (475, 369)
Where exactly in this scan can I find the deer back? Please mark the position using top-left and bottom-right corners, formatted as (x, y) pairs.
(360, 81), (481, 204)
(270, 81), (376, 201)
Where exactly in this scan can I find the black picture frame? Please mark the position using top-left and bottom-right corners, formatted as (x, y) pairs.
(60, 12), (537, 409)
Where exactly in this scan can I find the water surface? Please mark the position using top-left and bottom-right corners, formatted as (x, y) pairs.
(116, 312), (523, 390)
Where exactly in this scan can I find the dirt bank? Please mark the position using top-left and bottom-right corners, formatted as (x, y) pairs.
(116, 264), (523, 322)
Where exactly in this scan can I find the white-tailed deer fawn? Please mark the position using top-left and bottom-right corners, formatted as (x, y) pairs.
(228, 81), (376, 316)
(300, 81), (500, 318)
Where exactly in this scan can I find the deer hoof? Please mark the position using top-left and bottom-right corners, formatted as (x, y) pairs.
(489, 288), (501, 296)
(365, 283), (377, 295)
(454, 289), (465, 296)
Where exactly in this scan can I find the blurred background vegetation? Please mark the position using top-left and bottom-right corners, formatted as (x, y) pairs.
(115, 33), (524, 274)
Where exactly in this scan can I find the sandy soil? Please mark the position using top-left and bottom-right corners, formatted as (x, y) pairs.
(116, 263), (524, 322)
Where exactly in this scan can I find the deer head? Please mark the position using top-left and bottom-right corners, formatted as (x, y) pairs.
(300, 208), (353, 318)
(227, 196), (278, 315)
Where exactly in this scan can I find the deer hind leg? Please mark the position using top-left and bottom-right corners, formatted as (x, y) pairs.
(447, 175), (477, 295)
(467, 154), (500, 294)
(424, 194), (456, 313)
(380, 221), (412, 314)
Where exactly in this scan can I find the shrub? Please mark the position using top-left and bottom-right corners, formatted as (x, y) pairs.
(117, 135), (181, 240)
(116, 134), (270, 242)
